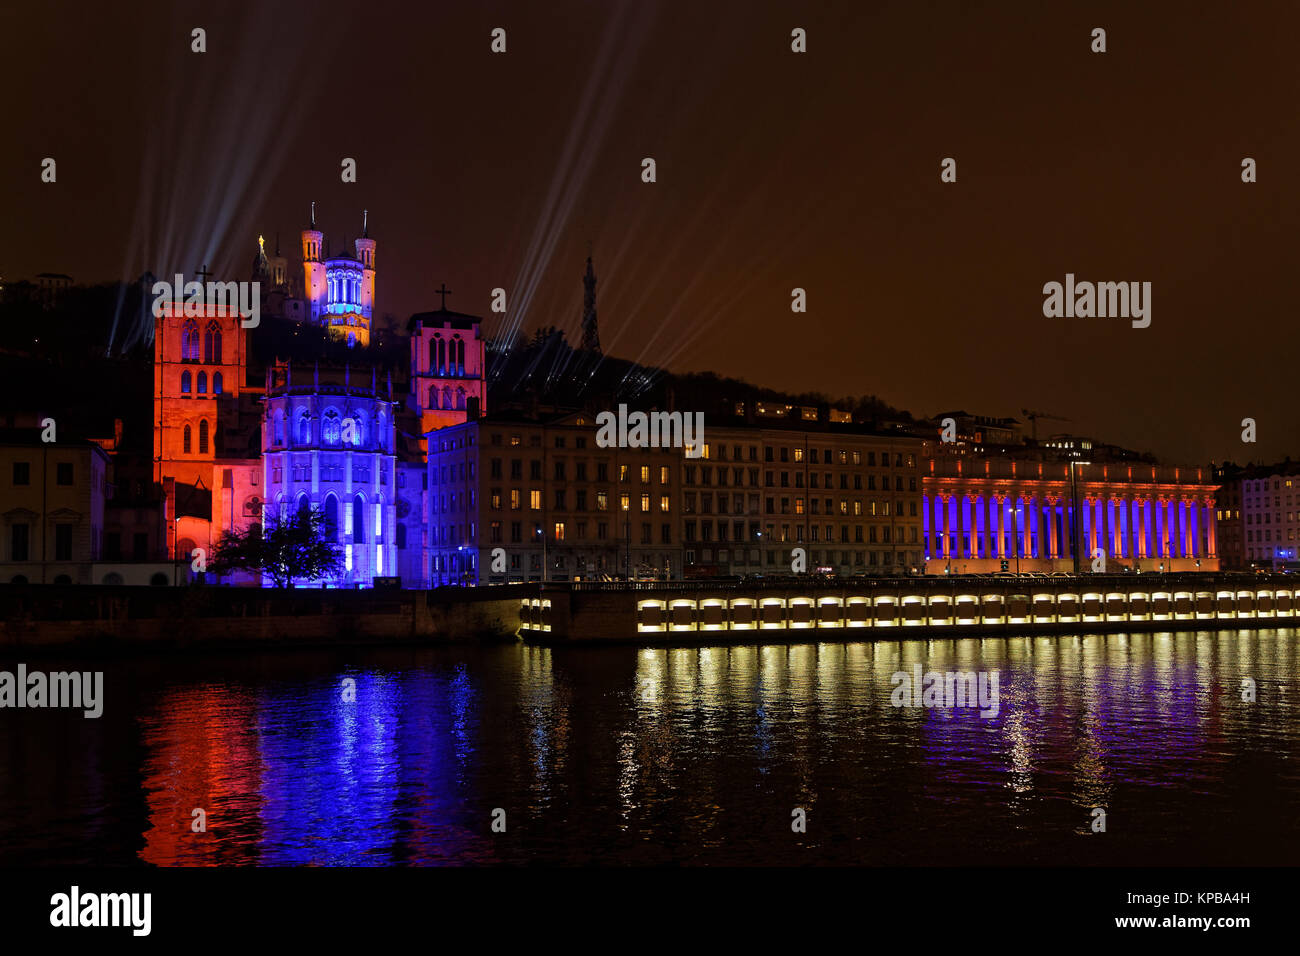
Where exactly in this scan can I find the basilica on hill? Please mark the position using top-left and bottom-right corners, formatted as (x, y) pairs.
(153, 208), (490, 588)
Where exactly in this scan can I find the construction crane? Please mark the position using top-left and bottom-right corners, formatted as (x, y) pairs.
(1021, 409), (1070, 442)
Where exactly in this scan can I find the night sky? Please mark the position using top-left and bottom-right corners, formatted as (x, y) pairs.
(4, 0), (1298, 465)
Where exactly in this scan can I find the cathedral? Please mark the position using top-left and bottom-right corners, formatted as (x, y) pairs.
(152, 208), (487, 587)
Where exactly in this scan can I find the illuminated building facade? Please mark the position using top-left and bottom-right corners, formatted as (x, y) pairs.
(428, 412), (683, 585)
(407, 302), (488, 441)
(262, 364), (398, 586)
(301, 208), (376, 347)
(681, 424), (926, 576)
(922, 456), (1220, 573)
(0, 437), (109, 584)
(152, 300), (263, 564)
(426, 411), (926, 586)
(1213, 461), (1300, 570)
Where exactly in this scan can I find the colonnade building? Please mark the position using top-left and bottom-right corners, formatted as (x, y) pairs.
(922, 457), (1220, 573)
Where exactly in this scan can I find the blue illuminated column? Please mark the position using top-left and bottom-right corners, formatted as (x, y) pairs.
(1002, 496), (1013, 557)
(961, 496), (972, 556)
(1082, 497), (1093, 556)
(1047, 498), (1058, 558)
(933, 495), (945, 557)
(984, 495), (995, 557)
(1190, 500), (1200, 558)
(922, 493), (930, 560)
(1025, 495), (1036, 558)
(1142, 498), (1153, 558)
(1154, 497), (1164, 559)
(1179, 499), (1189, 559)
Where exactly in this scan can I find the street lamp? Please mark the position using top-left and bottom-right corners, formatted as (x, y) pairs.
(535, 526), (546, 584)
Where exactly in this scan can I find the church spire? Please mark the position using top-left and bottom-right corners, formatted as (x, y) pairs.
(581, 250), (601, 354)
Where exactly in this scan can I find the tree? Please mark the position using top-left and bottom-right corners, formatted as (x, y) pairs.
(211, 507), (344, 587)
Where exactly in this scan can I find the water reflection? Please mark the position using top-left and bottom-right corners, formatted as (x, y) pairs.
(0, 629), (1294, 865)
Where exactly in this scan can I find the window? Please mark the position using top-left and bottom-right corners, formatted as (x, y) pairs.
(213, 371), (223, 394)
(11, 523), (29, 561)
(530, 490), (541, 510)
(297, 412), (311, 445)
(197, 371), (207, 394)
(198, 420), (209, 454)
(183, 425), (192, 453)
(324, 495), (339, 540)
(352, 495), (366, 542)
(181, 320), (200, 361)
(12, 462), (30, 485)
(180, 370), (191, 394)
(204, 322), (222, 364)
(57, 462), (73, 485)
(55, 523), (73, 561)
(322, 410), (341, 445)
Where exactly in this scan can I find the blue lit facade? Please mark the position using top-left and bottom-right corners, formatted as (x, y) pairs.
(262, 365), (398, 587)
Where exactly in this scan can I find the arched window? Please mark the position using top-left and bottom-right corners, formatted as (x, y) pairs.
(455, 338), (465, 376)
(183, 424), (192, 453)
(350, 412), (366, 447)
(377, 411), (387, 451)
(213, 372), (223, 395)
(181, 320), (199, 361)
(274, 411), (285, 446)
(323, 494), (339, 540)
(438, 338), (447, 375)
(430, 336), (441, 373)
(297, 411), (311, 445)
(204, 322), (222, 364)
(441, 386), (452, 410)
(297, 493), (310, 518)
(198, 419), (209, 454)
(428, 384), (439, 410)
(181, 370), (191, 394)
(322, 409), (341, 445)
(456, 387), (466, 410)
(197, 371), (207, 394)
(352, 494), (366, 543)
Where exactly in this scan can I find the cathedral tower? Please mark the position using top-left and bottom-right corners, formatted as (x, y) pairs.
(301, 203), (325, 322)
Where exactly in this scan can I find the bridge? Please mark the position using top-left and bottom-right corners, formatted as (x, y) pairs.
(518, 573), (1300, 642)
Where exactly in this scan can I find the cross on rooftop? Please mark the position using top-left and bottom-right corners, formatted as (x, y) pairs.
(435, 283), (452, 310)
